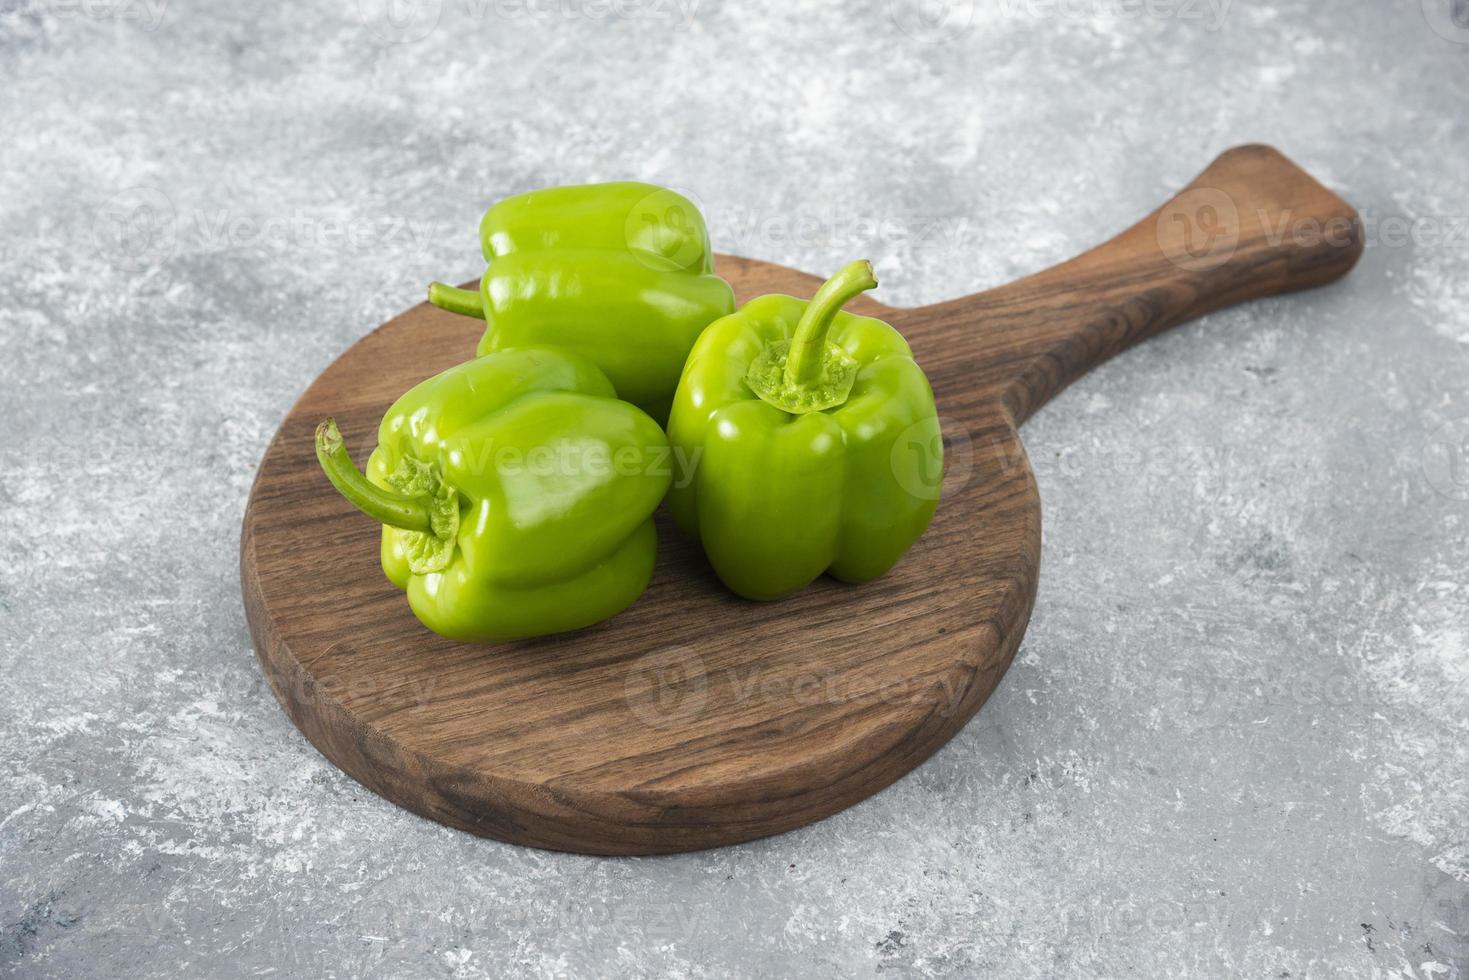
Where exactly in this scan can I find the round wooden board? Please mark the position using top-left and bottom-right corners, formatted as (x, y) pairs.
(240, 146), (1361, 854)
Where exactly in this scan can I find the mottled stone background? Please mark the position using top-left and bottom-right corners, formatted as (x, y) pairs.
(2, 0), (1466, 976)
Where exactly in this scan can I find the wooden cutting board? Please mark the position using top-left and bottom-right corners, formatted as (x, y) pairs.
(241, 145), (1362, 854)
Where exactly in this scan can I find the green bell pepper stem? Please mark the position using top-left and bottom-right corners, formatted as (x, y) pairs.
(784, 259), (878, 385)
(427, 281), (486, 319)
(315, 418), (434, 533)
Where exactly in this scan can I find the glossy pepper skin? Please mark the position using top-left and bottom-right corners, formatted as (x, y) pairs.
(427, 182), (736, 424)
(315, 348), (671, 642)
(667, 261), (943, 601)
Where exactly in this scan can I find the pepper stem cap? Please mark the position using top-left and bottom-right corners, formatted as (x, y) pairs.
(315, 419), (435, 533)
(745, 260), (876, 415)
(785, 260), (877, 384)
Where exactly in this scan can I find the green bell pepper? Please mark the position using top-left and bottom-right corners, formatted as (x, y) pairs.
(314, 348), (671, 642)
(667, 260), (943, 601)
(427, 182), (736, 424)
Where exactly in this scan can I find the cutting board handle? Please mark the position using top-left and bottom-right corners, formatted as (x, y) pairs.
(927, 144), (1364, 422)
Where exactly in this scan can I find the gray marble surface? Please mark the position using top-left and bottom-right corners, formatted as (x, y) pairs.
(2, 0), (1467, 977)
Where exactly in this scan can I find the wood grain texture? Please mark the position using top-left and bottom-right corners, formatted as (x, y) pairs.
(240, 145), (1362, 854)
